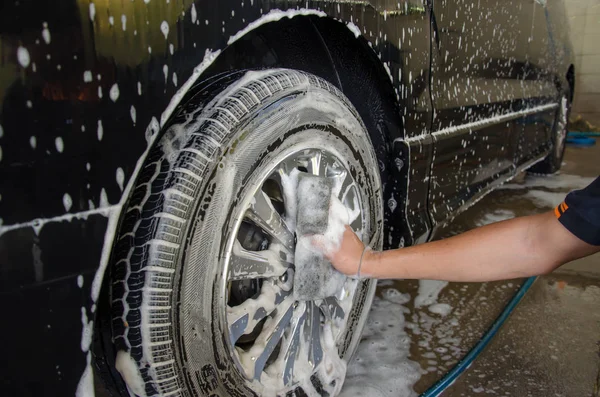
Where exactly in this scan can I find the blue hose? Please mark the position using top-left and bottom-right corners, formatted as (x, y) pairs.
(420, 277), (537, 397)
(566, 132), (596, 146)
(567, 131), (600, 137)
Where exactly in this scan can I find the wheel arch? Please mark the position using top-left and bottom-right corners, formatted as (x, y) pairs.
(196, 14), (406, 249)
(199, 15), (405, 166)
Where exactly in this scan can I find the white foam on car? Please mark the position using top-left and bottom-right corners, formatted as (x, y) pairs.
(17, 46), (30, 68)
(42, 23), (51, 44)
(55, 137), (64, 153)
(227, 9), (327, 45)
(160, 20), (169, 39)
(63, 193), (73, 212)
(115, 350), (147, 397)
(346, 21), (361, 38)
(109, 84), (120, 102)
(88, 3), (95, 21)
(75, 306), (95, 397)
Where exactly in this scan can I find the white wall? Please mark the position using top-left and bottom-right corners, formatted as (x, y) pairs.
(567, 0), (600, 125)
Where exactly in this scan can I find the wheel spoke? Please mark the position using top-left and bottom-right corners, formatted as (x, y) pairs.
(337, 172), (362, 230)
(242, 297), (295, 379)
(306, 151), (324, 176)
(337, 170), (356, 201)
(281, 302), (308, 386)
(330, 170), (348, 198)
(227, 283), (291, 344)
(228, 312), (250, 345)
(306, 302), (323, 369)
(229, 240), (290, 281)
(321, 297), (345, 321)
(246, 190), (295, 251)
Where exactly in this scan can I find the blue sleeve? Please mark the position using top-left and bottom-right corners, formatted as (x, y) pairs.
(555, 176), (600, 246)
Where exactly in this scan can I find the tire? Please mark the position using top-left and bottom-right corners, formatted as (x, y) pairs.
(529, 94), (570, 174)
(109, 69), (383, 397)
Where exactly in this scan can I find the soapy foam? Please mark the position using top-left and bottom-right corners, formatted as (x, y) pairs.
(63, 193), (73, 212)
(42, 23), (51, 44)
(524, 190), (565, 208)
(341, 288), (420, 397)
(116, 167), (125, 191)
(115, 350), (147, 397)
(76, 306), (95, 397)
(55, 137), (64, 153)
(75, 352), (94, 397)
(0, 205), (117, 237)
(415, 280), (449, 308)
(294, 177), (351, 299)
(251, 163), (359, 395)
(130, 105), (137, 125)
(428, 303), (452, 317)
(227, 9), (327, 45)
(109, 84), (120, 102)
(501, 173), (594, 191)
(17, 46), (30, 68)
(160, 21), (169, 39)
(88, 3), (95, 21)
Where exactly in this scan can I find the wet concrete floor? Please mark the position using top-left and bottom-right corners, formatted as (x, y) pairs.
(441, 144), (600, 397)
(344, 143), (599, 397)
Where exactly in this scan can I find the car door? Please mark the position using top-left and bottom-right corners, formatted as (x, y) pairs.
(514, 0), (561, 167)
(428, 0), (535, 225)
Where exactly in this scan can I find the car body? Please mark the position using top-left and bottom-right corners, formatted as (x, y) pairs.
(0, 0), (573, 395)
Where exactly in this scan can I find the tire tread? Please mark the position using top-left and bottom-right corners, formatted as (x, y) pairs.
(110, 69), (352, 397)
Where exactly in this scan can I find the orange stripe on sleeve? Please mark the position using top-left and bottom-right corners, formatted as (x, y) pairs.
(554, 206), (561, 218)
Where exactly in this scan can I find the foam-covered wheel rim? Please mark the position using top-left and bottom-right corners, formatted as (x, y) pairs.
(221, 148), (366, 393)
(109, 69), (382, 397)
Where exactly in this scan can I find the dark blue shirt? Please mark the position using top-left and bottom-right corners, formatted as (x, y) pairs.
(555, 176), (600, 246)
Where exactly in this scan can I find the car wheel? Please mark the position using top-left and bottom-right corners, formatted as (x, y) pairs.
(529, 94), (570, 174)
(109, 69), (383, 397)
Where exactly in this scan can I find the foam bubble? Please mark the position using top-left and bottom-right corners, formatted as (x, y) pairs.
(341, 292), (420, 397)
(17, 46), (30, 68)
(415, 280), (448, 308)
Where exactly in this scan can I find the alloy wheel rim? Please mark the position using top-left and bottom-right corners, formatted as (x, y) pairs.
(221, 147), (365, 391)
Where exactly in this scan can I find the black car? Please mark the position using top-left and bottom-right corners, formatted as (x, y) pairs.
(0, 0), (573, 396)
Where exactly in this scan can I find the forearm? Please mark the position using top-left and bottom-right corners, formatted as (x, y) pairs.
(362, 211), (598, 281)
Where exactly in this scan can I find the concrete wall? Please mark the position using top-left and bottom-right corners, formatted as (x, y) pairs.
(567, 0), (600, 125)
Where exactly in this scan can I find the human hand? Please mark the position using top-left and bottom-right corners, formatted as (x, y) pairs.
(314, 225), (371, 277)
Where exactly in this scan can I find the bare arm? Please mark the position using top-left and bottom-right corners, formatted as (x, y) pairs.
(327, 211), (600, 282)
